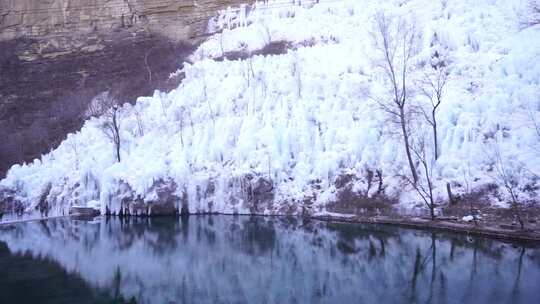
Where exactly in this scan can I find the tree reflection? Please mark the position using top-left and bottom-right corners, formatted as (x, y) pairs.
(511, 246), (526, 301)
(427, 233), (438, 303)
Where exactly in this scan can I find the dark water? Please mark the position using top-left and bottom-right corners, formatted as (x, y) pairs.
(0, 216), (539, 304)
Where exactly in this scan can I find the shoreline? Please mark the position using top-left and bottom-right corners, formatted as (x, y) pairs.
(310, 214), (540, 244)
(0, 215), (71, 226)
(2, 212), (539, 244)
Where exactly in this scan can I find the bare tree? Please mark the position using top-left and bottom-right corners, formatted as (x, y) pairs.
(219, 29), (226, 57)
(419, 64), (448, 160)
(87, 92), (122, 163)
(174, 106), (190, 147)
(259, 20), (272, 46)
(244, 56), (255, 88)
(144, 46), (157, 85)
(525, 101), (540, 157)
(199, 66), (216, 126)
(66, 138), (81, 171)
(291, 53), (303, 99)
(371, 13), (420, 184)
(134, 108), (145, 137)
(527, 106), (540, 140)
(104, 105), (121, 163)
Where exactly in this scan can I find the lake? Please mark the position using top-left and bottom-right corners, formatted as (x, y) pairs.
(0, 216), (539, 304)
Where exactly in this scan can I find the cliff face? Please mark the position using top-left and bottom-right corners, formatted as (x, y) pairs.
(0, 0), (248, 177)
(0, 0), (245, 41)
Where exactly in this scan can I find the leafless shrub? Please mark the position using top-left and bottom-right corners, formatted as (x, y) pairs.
(362, 168), (386, 198)
(487, 140), (526, 229)
(525, 99), (540, 157)
(330, 168), (395, 216)
(460, 161), (479, 226)
(521, 0), (540, 28)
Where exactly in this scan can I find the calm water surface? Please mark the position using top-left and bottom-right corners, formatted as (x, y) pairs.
(0, 216), (539, 304)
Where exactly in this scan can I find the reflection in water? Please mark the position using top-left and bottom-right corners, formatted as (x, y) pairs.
(1, 216), (539, 304)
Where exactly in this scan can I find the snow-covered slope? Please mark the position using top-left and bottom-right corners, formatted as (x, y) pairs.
(1, 0), (539, 216)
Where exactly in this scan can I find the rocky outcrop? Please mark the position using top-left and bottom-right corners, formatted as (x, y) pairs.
(0, 185), (25, 215)
(101, 175), (277, 217)
(326, 170), (399, 217)
(0, 0), (247, 42)
(0, 0), (249, 177)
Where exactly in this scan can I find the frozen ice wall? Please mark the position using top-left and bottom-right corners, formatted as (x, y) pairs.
(1, 0), (539, 216)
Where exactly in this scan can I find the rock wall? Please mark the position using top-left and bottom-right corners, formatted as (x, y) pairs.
(0, 0), (245, 42)
(0, 0), (248, 177)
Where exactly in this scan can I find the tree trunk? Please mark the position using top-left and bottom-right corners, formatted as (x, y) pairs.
(515, 204), (525, 230)
(115, 140), (121, 163)
(112, 109), (121, 163)
(432, 112), (439, 160)
(430, 203), (436, 221)
(509, 189), (525, 230)
(400, 108), (418, 184)
(447, 183), (456, 205)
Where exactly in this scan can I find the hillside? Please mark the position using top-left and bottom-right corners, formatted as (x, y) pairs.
(1, 0), (539, 220)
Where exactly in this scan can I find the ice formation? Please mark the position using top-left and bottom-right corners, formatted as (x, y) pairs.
(1, 0), (539, 216)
